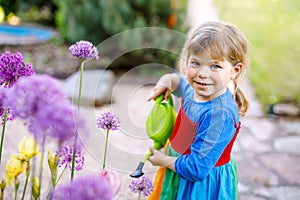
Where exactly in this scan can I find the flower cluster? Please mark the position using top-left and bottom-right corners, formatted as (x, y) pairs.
(97, 111), (120, 169)
(0, 51), (34, 125)
(69, 40), (99, 61)
(4, 74), (66, 119)
(128, 176), (154, 197)
(56, 145), (84, 171)
(0, 51), (35, 87)
(3, 74), (87, 145)
(0, 43), (128, 200)
(51, 174), (114, 200)
(97, 112), (121, 131)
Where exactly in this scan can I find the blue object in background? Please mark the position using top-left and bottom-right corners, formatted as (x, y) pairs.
(0, 24), (55, 44)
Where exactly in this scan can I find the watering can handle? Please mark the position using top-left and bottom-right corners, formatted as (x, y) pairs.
(155, 94), (173, 107)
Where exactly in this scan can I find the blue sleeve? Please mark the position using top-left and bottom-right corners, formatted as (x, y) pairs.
(173, 75), (190, 98)
(174, 109), (236, 181)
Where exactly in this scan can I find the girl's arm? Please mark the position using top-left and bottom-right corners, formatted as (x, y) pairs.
(148, 147), (177, 172)
(148, 73), (180, 101)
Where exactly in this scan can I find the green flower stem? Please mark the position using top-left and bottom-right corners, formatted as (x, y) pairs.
(70, 134), (77, 181)
(14, 179), (19, 200)
(102, 129), (110, 169)
(38, 137), (45, 198)
(49, 162), (58, 188)
(0, 108), (7, 163)
(77, 60), (85, 109)
(71, 59), (85, 181)
(51, 171), (57, 188)
(30, 157), (36, 199)
(21, 170), (30, 200)
(56, 165), (67, 186)
(138, 191), (141, 200)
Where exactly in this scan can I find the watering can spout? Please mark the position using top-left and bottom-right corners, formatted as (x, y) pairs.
(130, 162), (145, 178)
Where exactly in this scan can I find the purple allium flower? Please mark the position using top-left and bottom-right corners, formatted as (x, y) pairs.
(97, 112), (120, 131)
(0, 51), (35, 87)
(128, 176), (154, 197)
(52, 174), (114, 200)
(56, 145), (84, 171)
(29, 102), (87, 146)
(69, 40), (99, 61)
(4, 74), (88, 145)
(4, 74), (66, 119)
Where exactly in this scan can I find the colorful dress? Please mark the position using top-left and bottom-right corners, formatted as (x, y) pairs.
(149, 76), (240, 200)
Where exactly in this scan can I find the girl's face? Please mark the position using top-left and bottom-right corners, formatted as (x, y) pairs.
(186, 52), (241, 102)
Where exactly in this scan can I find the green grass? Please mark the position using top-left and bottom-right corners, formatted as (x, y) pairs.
(214, 0), (300, 110)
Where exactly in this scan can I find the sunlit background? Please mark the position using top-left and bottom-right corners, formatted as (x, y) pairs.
(214, 0), (300, 111)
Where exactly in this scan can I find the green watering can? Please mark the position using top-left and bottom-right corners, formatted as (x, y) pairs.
(130, 94), (176, 178)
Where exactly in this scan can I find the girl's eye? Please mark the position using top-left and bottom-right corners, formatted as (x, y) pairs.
(191, 61), (200, 68)
(210, 64), (221, 69)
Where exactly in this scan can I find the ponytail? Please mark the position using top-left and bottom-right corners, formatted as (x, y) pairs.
(235, 87), (249, 117)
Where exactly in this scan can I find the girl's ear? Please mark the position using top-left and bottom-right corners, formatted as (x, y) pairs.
(231, 63), (242, 79)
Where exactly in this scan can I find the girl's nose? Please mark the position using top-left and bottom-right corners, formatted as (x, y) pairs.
(196, 66), (209, 78)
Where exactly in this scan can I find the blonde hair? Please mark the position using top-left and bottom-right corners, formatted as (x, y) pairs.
(180, 21), (250, 116)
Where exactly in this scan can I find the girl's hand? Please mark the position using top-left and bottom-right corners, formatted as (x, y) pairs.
(147, 147), (166, 166)
(147, 86), (171, 102)
(148, 147), (176, 171)
(147, 73), (179, 101)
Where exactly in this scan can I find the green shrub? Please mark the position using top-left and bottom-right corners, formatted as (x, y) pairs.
(0, 0), (18, 19)
(0, 0), (57, 25)
(55, 0), (187, 69)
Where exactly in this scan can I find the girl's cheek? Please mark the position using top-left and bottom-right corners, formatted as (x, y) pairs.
(186, 69), (196, 85)
(186, 67), (196, 78)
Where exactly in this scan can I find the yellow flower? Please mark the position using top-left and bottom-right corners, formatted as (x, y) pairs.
(0, 178), (5, 200)
(48, 150), (58, 171)
(0, 178), (6, 192)
(47, 150), (58, 186)
(32, 176), (40, 200)
(5, 157), (25, 186)
(18, 136), (40, 161)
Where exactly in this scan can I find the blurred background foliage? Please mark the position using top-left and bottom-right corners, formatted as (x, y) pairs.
(3, 0), (298, 111)
(0, 0), (187, 70)
(0, 0), (57, 25)
(214, 0), (300, 110)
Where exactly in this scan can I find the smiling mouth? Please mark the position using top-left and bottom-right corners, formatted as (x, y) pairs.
(195, 81), (213, 86)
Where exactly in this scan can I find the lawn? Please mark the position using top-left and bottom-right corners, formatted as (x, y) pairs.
(214, 0), (300, 110)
